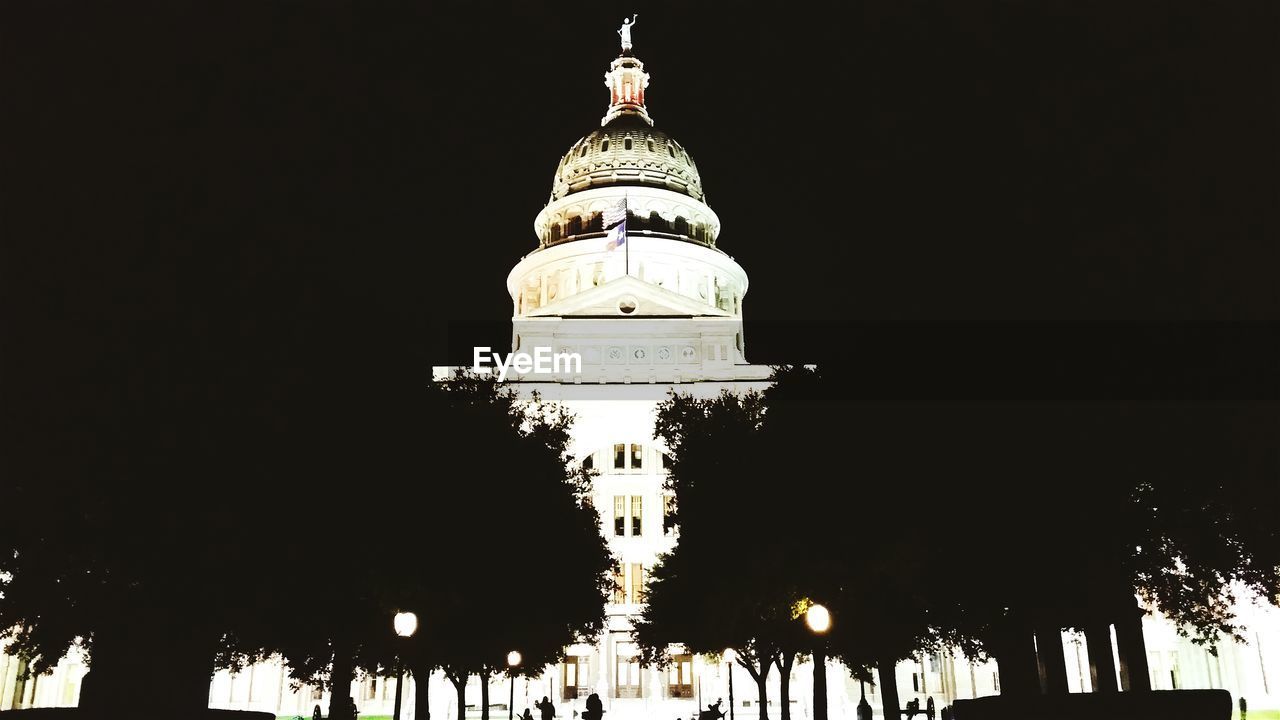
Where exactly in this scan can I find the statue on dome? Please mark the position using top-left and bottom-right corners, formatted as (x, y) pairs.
(618, 14), (638, 51)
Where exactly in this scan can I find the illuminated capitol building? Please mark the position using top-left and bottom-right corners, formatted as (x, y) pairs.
(3, 23), (1278, 720)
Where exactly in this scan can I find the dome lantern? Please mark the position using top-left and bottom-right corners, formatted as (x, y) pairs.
(603, 55), (652, 127)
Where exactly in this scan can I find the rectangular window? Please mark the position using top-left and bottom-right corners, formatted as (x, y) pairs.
(563, 656), (588, 701)
(615, 644), (641, 698)
(668, 653), (694, 698)
(631, 443), (643, 470)
(630, 563), (645, 604)
(583, 454), (594, 471)
(614, 444), (626, 469)
(662, 495), (675, 536)
(661, 451), (672, 470)
(631, 495), (643, 536)
(613, 566), (626, 604)
(613, 496), (626, 536)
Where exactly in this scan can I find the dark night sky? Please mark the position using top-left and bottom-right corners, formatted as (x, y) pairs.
(2, 0), (1277, 401)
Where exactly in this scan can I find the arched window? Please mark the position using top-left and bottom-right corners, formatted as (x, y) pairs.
(647, 139), (655, 152)
(568, 216), (583, 235)
(674, 216), (689, 236)
(668, 144), (676, 158)
(580, 144), (588, 158)
(624, 137), (633, 151)
(601, 139), (610, 152)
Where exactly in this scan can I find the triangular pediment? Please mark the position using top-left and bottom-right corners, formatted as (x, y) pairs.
(527, 275), (730, 318)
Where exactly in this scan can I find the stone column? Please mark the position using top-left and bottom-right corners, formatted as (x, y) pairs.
(1084, 624), (1118, 693)
(1115, 605), (1152, 692)
(1035, 627), (1069, 695)
(993, 626), (1040, 697)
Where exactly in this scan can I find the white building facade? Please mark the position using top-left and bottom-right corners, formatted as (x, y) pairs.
(3, 28), (1278, 720)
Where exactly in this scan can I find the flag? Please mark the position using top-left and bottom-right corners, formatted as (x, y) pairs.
(606, 219), (627, 251)
(602, 198), (627, 229)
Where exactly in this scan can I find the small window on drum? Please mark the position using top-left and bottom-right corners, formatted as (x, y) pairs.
(624, 137), (633, 151)
(601, 139), (610, 152)
(580, 145), (588, 158)
(647, 139), (655, 152)
(668, 144), (676, 158)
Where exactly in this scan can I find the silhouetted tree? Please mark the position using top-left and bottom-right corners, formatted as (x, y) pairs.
(638, 389), (815, 720)
(231, 373), (612, 720)
(751, 366), (955, 720)
(377, 374), (612, 720)
(761, 360), (1280, 702)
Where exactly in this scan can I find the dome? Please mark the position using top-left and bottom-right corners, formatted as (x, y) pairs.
(550, 117), (705, 203)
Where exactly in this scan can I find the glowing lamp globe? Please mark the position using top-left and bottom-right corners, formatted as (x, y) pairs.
(805, 604), (831, 634)
(723, 649), (737, 664)
(507, 650), (522, 667)
(394, 611), (419, 638)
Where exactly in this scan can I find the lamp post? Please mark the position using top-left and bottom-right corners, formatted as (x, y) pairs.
(507, 651), (522, 720)
(723, 649), (736, 720)
(805, 604), (831, 720)
(393, 612), (419, 720)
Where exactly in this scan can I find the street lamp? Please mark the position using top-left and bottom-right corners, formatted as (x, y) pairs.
(393, 612), (419, 720)
(507, 650), (522, 720)
(804, 604), (831, 720)
(723, 649), (736, 720)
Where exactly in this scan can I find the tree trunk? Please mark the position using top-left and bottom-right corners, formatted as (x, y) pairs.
(1115, 605), (1152, 692)
(1035, 626), (1069, 695)
(450, 672), (469, 720)
(776, 653), (794, 720)
(413, 665), (431, 720)
(1084, 623), (1118, 693)
(812, 650), (827, 720)
(877, 660), (900, 720)
(481, 669), (491, 720)
(328, 641), (358, 720)
(741, 655), (773, 720)
(79, 609), (217, 719)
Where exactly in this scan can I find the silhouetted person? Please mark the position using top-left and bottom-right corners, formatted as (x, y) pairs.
(697, 699), (726, 720)
(536, 695), (556, 720)
(582, 692), (604, 720)
(313, 704), (323, 720)
(520, 709), (535, 720)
